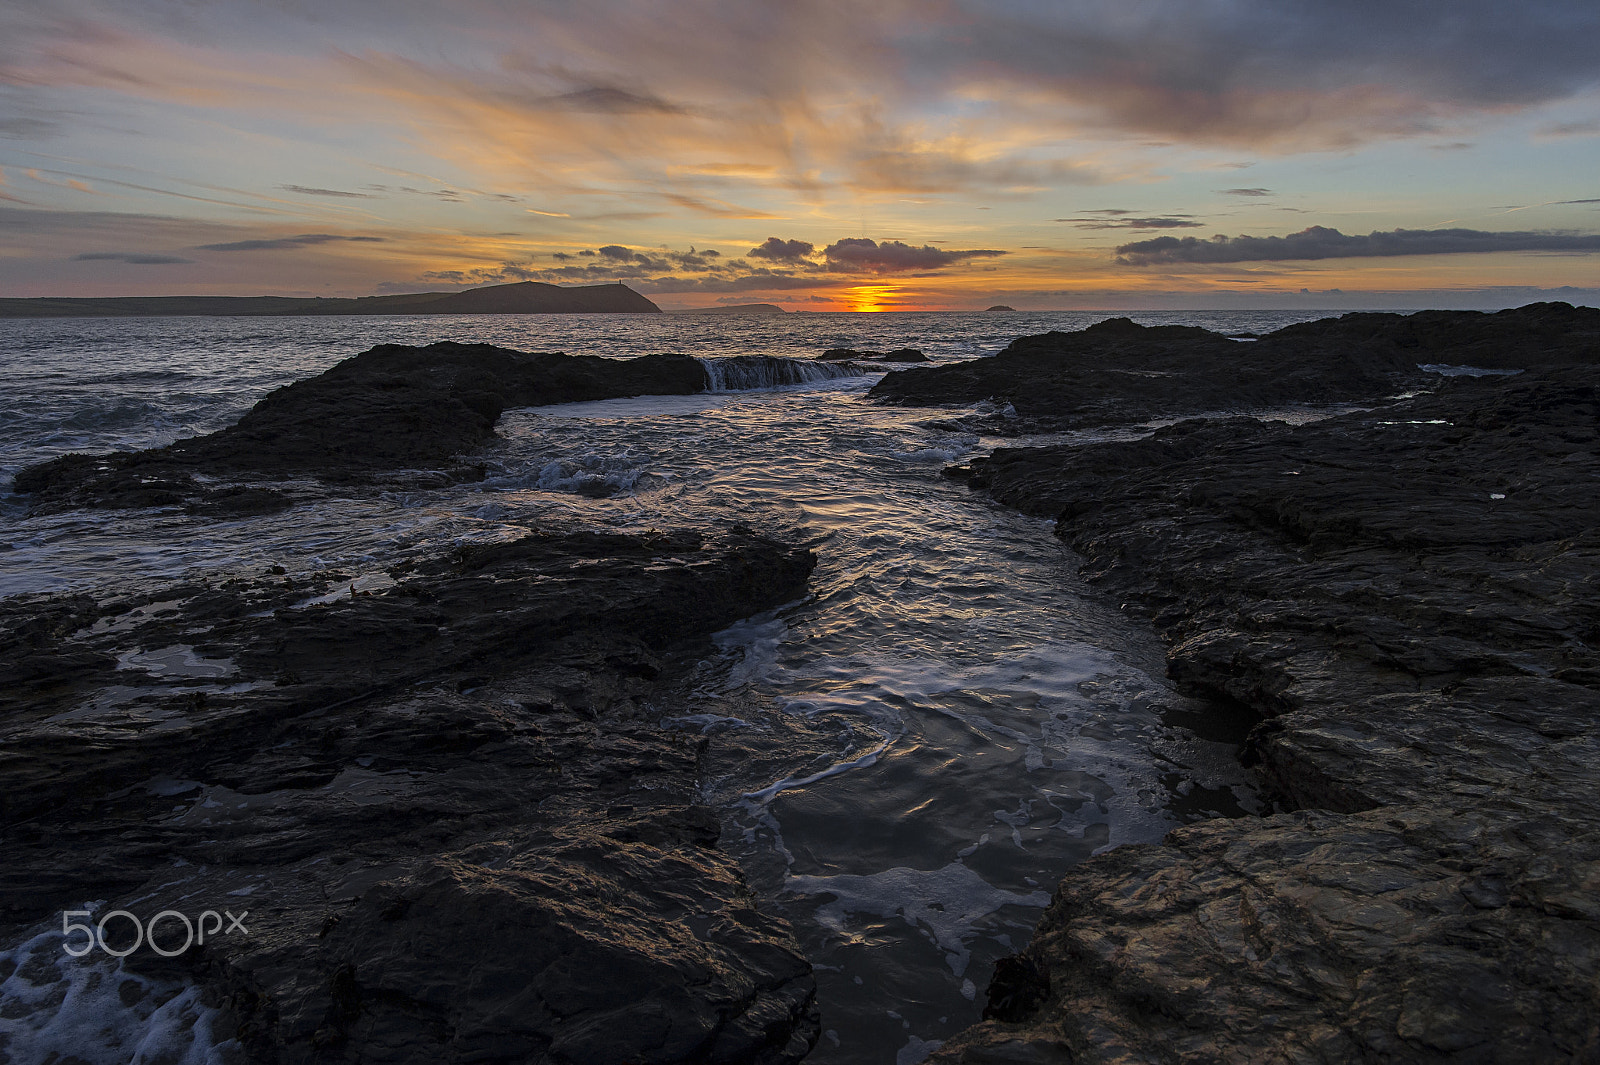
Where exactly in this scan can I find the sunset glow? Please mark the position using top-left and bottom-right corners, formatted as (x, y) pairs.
(0, 2), (1597, 309)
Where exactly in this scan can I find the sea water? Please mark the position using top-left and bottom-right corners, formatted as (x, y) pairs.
(0, 309), (1336, 1063)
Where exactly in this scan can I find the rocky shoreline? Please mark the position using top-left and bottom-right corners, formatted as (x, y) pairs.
(13, 341), (711, 515)
(1, 342), (850, 1062)
(1, 524), (822, 1063)
(919, 311), (1600, 1061)
(871, 302), (1600, 435)
(13, 341), (862, 516)
(5, 305), (1598, 1063)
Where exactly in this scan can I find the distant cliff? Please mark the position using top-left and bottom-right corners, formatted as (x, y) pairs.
(0, 280), (661, 318)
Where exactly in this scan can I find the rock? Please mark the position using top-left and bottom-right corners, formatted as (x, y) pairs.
(0, 525), (821, 1063)
(985, 305), (1017, 312)
(675, 304), (788, 315)
(13, 342), (710, 512)
(871, 303), (1600, 434)
(818, 347), (928, 363)
(936, 361), (1600, 1063)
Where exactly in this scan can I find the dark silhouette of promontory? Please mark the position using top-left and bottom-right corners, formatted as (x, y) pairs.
(0, 280), (661, 318)
(671, 303), (788, 314)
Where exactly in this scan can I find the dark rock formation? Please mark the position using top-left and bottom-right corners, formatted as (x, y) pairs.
(674, 304), (788, 315)
(0, 280), (662, 319)
(817, 347), (928, 362)
(984, 305), (1016, 312)
(935, 363), (1600, 1062)
(0, 525), (820, 1063)
(873, 302), (1600, 433)
(13, 341), (709, 513)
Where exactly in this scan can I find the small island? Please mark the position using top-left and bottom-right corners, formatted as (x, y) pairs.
(984, 304), (1017, 311)
(670, 303), (788, 315)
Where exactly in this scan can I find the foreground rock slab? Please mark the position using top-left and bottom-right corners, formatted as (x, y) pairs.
(0, 525), (820, 1063)
(936, 362), (1600, 1062)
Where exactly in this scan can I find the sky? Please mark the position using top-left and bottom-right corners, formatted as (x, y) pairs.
(1, 0), (1598, 310)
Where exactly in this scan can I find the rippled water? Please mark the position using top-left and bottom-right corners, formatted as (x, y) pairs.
(498, 385), (1259, 1062)
(0, 310), (1327, 1063)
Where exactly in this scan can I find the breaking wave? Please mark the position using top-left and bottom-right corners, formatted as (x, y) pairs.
(697, 355), (864, 392)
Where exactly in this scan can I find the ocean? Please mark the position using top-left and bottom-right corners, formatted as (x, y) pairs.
(0, 309), (1340, 1064)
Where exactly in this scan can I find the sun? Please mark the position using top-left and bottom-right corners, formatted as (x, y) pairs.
(844, 284), (897, 312)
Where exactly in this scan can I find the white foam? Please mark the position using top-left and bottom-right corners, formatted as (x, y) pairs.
(534, 454), (649, 496)
(710, 608), (794, 690)
(891, 446), (967, 464)
(742, 737), (894, 805)
(0, 923), (239, 1065)
(698, 355), (864, 392)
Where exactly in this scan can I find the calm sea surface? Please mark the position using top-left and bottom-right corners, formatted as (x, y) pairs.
(0, 310), (1342, 1064)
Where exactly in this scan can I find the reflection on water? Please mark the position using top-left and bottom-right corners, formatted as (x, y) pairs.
(492, 383), (1259, 1063)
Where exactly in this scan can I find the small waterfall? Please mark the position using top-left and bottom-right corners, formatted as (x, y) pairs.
(697, 355), (865, 392)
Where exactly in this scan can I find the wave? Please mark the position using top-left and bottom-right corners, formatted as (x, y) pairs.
(697, 355), (863, 392)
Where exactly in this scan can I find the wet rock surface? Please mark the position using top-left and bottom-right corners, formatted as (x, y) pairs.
(872, 302), (1600, 434)
(935, 359), (1600, 1061)
(0, 525), (821, 1063)
(13, 341), (709, 514)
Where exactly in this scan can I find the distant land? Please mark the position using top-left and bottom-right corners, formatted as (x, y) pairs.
(669, 303), (787, 315)
(985, 304), (1017, 311)
(0, 281), (661, 318)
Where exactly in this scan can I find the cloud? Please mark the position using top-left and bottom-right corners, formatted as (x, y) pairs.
(821, 238), (1006, 273)
(571, 244), (725, 272)
(419, 264), (538, 285)
(73, 251), (194, 264)
(392, 231), (1009, 297)
(0, 116), (57, 139)
(4, 0), (1600, 223)
(196, 233), (385, 251)
(1056, 216), (1203, 229)
(1537, 120), (1600, 138)
(365, 184), (465, 202)
(909, 1), (1600, 148)
(1218, 188), (1273, 197)
(748, 237), (815, 261)
(1116, 225), (1600, 264)
(278, 184), (379, 199)
(658, 192), (779, 218)
(633, 272), (830, 294)
(546, 86), (684, 114)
